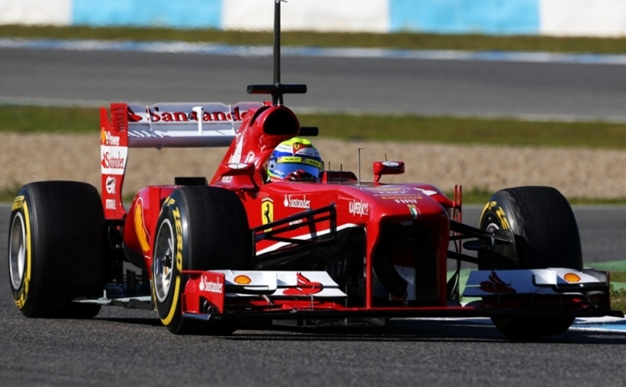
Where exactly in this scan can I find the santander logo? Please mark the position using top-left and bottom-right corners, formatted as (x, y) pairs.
(101, 151), (125, 169)
(127, 107), (142, 122)
(101, 146), (128, 175)
(284, 195), (310, 209)
(128, 106), (248, 123)
(199, 276), (223, 294)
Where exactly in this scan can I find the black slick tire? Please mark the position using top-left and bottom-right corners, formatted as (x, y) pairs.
(478, 186), (581, 340)
(152, 186), (252, 335)
(8, 181), (106, 318)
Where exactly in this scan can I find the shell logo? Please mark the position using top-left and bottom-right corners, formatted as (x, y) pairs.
(563, 273), (581, 283)
(234, 275), (252, 285)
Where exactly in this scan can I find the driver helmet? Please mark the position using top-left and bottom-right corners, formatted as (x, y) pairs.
(267, 137), (324, 182)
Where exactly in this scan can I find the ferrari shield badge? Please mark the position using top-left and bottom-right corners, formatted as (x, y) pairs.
(261, 198), (273, 231)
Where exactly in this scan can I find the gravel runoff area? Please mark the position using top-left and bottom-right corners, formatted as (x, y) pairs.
(2, 133), (625, 199)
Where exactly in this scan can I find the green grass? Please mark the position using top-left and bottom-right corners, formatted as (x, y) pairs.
(611, 289), (626, 313)
(4, 106), (626, 149)
(3, 25), (626, 54)
(0, 183), (23, 202)
(611, 272), (626, 313)
(0, 106), (100, 134)
(298, 113), (626, 149)
(611, 271), (626, 283)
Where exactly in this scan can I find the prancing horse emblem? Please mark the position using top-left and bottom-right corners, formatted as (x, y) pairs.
(261, 199), (273, 232)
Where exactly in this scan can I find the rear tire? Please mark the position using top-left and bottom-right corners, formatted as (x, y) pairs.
(478, 186), (581, 339)
(8, 181), (106, 318)
(152, 186), (253, 335)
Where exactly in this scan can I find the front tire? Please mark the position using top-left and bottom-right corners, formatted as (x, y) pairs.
(152, 186), (252, 335)
(478, 186), (581, 339)
(8, 181), (106, 318)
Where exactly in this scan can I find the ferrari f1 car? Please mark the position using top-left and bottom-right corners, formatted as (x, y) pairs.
(7, 2), (622, 340)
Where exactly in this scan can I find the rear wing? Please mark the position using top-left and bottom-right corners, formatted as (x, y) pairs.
(105, 101), (264, 149)
(100, 101), (264, 219)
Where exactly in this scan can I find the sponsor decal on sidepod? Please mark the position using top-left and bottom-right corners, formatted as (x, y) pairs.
(284, 195), (310, 209)
(349, 200), (369, 217)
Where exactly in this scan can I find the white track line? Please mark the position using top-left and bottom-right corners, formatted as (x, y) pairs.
(2, 38), (626, 66)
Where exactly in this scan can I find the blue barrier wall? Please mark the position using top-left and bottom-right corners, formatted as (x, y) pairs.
(2, 0), (625, 37)
(389, 0), (540, 35)
(69, 0), (541, 34)
(72, 0), (221, 29)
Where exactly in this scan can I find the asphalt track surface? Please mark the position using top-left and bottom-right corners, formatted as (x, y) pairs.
(2, 204), (626, 386)
(2, 47), (626, 121)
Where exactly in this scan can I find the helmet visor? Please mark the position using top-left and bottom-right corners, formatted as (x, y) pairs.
(269, 156), (322, 180)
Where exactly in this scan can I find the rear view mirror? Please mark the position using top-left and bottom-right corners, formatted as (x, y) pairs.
(373, 161), (405, 183)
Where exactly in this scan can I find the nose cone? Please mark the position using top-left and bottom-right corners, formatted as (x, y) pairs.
(351, 185), (450, 224)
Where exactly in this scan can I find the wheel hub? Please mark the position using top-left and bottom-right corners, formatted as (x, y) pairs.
(154, 219), (175, 302)
(9, 213), (27, 290)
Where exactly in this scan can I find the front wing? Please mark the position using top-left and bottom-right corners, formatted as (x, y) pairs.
(178, 268), (622, 321)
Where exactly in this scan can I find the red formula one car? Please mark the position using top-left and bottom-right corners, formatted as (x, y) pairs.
(6, 4), (622, 340)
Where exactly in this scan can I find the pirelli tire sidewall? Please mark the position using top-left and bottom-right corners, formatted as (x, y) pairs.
(153, 191), (189, 332)
(478, 186), (582, 270)
(477, 189), (519, 270)
(8, 189), (37, 316)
